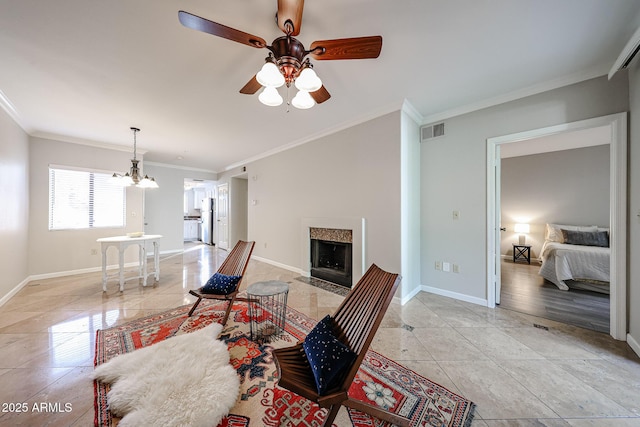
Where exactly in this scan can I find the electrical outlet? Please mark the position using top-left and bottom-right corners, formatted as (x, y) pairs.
(452, 264), (460, 273)
(435, 261), (442, 271)
(443, 262), (451, 272)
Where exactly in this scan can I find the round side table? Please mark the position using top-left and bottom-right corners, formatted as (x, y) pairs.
(246, 280), (289, 343)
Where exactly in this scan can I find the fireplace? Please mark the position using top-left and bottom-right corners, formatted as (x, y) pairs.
(309, 228), (353, 288)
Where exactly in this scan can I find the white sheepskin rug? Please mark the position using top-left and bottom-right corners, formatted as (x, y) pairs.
(93, 323), (239, 427)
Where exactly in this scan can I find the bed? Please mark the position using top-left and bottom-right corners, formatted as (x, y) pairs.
(538, 223), (610, 293)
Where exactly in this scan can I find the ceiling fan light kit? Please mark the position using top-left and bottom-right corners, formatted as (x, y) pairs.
(178, 0), (382, 110)
(111, 127), (159, 189)
(259, 86), (284, 106)
(294, 67), (322, 92)
(256, 60), (285, 88)
(291, 90), (315, 109)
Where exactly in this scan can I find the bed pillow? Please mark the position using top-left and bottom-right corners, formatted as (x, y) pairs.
(201, 273), (242, 295)
(545, 223), (598, 243)
(303, 315), (356, 395)
(561, 229), (609, 247)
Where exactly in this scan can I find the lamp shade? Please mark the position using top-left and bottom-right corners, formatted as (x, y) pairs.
(291, 90), (315, 109)
(294, 68), (322, 92)
(256, 62), (285, 88)
(258, 86), (283, 106)
(514, 223), (530, 233)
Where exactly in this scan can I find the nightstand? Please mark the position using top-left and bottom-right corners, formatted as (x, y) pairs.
(512, 244), (531, 264)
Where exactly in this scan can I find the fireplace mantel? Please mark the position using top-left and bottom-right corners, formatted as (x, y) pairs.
(301, 217), (365, 287)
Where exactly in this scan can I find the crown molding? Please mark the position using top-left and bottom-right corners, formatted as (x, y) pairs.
(421, 63), (610, 125)
(224, 99), (406, 171)
(144, 161), (218, 174)
(30, 131), (149, 154)
(0, 89), (33, 133)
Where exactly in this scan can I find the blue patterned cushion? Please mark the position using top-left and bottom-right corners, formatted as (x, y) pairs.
(201, 273), (242, 295)
(303, 315), (356, 395)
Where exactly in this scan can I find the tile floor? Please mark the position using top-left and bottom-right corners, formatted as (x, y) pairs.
(0, 243), (639, 426)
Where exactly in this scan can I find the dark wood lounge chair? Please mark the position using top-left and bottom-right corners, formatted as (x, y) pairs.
(187, 240), (255, 325)
(273, 263), (410, 427)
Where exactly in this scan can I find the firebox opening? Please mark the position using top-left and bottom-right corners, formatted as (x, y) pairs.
(310, 239), (353, 288)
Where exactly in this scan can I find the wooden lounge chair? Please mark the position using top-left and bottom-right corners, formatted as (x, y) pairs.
(187, 240), (255, 325)
(272, 263), (410, 427)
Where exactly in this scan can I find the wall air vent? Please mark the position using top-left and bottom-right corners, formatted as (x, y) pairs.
(609, 26), (640, 79)
(420, 122), (445, 142)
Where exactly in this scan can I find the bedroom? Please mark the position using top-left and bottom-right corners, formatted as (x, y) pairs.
(499, 126), (611, 333)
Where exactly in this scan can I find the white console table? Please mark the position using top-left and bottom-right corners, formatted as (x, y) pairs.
(97, 234), (162, 292)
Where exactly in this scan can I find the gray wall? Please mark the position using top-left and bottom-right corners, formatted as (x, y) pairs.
(500, 144), (610, 258)
(28, 137), (145, 275)
(628, 61), (640, 352)
(144, 163), (217, 253)
(421, 75), (629, 302)
(220, 111), (402, 278)
(0, 107), (29, 303)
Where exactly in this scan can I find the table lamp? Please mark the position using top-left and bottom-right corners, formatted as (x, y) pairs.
(514, 223), (530, 245)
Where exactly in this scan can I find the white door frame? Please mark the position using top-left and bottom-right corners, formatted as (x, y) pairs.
(486, 113), (627, 340)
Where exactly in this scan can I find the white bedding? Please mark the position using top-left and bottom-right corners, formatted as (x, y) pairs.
(538, 240), (610, 291)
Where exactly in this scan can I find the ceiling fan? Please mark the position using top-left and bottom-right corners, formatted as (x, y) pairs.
(178, 0), (382, 109)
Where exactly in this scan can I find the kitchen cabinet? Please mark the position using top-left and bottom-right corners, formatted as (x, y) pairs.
(193, 189), (205, 210)
(184, 220), (199, 241)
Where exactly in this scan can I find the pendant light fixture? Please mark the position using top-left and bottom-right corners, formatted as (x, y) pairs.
(111, 127), (158, 188)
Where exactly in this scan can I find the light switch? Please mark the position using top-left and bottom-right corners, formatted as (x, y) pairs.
(452, 210), (460, 220)
(443, 262), (451, 272)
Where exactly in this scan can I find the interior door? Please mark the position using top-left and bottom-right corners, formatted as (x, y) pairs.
(495, 155), (502, 304)
(217, 183), (229, 250)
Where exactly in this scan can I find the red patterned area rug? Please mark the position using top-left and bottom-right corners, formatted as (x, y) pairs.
(94, 300), (475, 427)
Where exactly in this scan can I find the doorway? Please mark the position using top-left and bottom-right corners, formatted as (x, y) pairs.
(217, 183), (229, 250)
(486, 113), (627, 340)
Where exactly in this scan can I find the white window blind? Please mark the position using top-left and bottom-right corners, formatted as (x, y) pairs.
(49, 166), (126, 230)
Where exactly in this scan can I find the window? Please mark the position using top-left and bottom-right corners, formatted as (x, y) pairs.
(49, 166), (126, 230)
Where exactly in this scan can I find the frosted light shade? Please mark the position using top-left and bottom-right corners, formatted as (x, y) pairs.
(291, 90), (315, 109)
(514, 223), (530, 233)
(256, 62), (285, 88)
(258, 86), (283, 106)
(294, 68), (322, 92)
(138, 175), (154, 188)
(120, 174), (134, 187)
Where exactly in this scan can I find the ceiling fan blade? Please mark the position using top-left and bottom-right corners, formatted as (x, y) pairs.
(277, 0), (304, 36)
(178, 11), (266, 48)
(310, 36), (382, 60)
(310, 85), (331, 104)
(239, 75), (261, 94)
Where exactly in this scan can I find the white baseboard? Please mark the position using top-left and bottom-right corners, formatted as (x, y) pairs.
(399, 284), (422, 306)
(28, 262), (141, 282)
(627, 333), (640, 358)
(251, 256), (304, 276)
(0, 276), (30, 307)
(421, 284), (488, 307)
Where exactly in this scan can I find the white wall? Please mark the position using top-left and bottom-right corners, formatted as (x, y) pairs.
(223, 112), (402, 278)
(628, 63), (640, 353)
(144, 163), (217, 253)
(0, 107), (29, 303)
(28, 137), (145, 276)
(400, 108), (421, 302)
(421, 75), (629, 302)
(500, 144), (610, 258)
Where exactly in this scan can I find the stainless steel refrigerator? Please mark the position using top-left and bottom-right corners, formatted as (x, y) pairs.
(201, 197), (216, 245)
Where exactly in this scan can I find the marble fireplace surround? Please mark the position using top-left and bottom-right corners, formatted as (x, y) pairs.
(301, 217), (365, 287)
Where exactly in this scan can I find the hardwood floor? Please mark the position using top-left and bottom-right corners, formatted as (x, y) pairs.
(499, 258), (610, 333)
